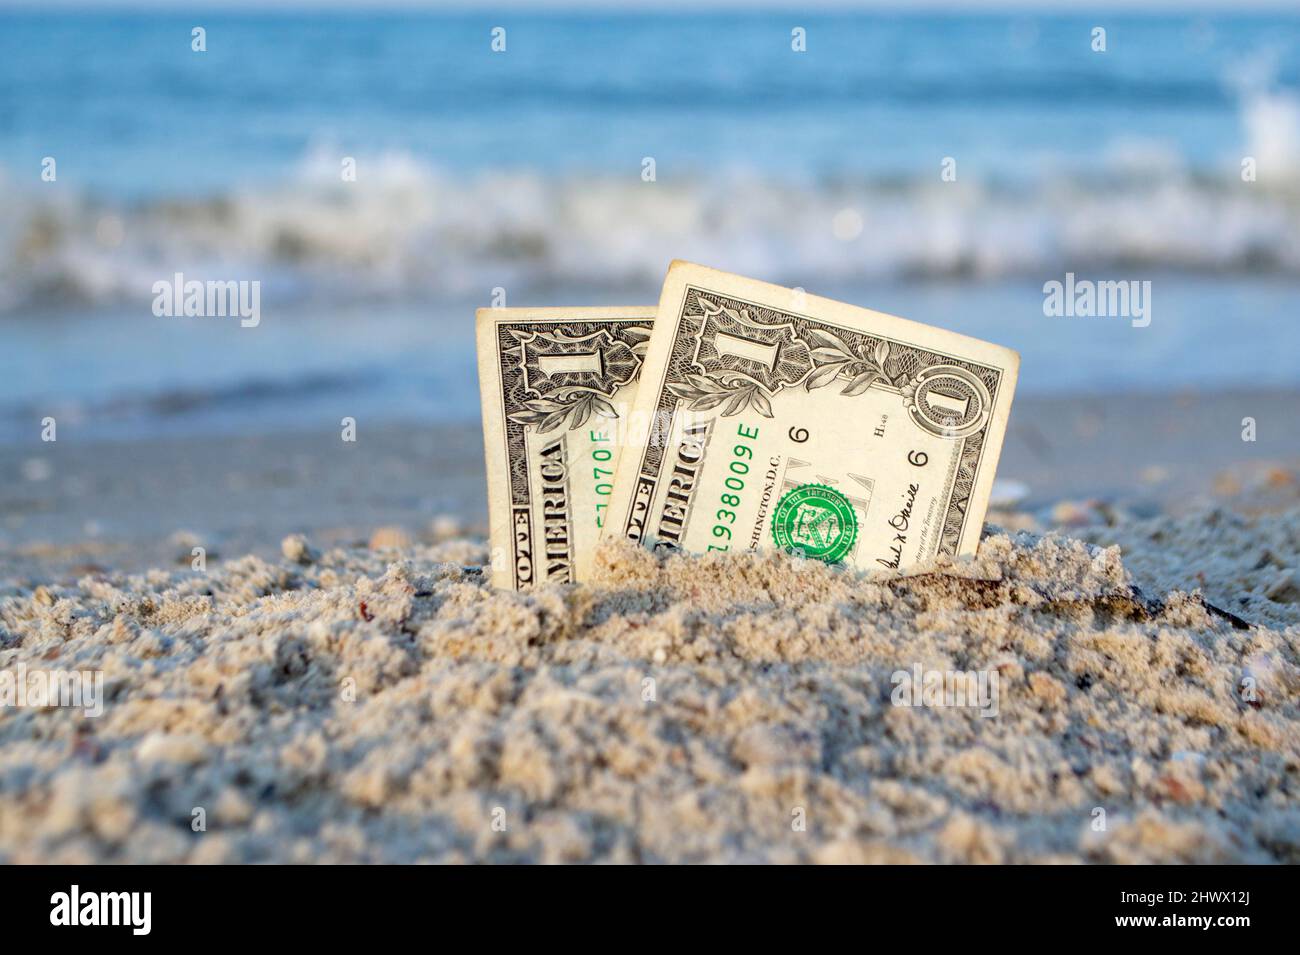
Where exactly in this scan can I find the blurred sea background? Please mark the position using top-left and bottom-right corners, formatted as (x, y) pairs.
(1, 7), (1299, 445)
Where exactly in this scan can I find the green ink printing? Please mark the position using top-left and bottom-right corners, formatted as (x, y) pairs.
(771, 483), (858, 563)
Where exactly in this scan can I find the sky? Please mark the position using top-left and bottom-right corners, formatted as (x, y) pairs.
(2, 0), (1298, 11)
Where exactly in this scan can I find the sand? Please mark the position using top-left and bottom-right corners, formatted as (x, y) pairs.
(1, 483), (1298, 863)
(4, 388), (1297, 580)
(1, 389), (1297, 863)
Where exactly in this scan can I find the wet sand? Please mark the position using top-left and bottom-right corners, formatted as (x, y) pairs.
(2, 388), (1296, 582)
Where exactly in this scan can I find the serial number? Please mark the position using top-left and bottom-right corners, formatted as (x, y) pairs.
(590, 430), (615, 527)
(708, 423), (759, 551)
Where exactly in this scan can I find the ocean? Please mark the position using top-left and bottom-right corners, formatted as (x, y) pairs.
(2, 9), (1298, 442)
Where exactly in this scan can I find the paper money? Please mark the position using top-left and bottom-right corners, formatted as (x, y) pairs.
(603, 262), (1019, 571)
(477, 306), (655, 589)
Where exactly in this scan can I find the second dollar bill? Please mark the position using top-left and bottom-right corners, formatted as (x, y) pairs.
(603, 262), (1020, 571)
(477, 306), (655, 588)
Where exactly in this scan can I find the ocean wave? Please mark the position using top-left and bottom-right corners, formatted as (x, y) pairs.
(3, 143), (1299, 314)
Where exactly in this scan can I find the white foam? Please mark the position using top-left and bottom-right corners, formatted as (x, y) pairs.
(2, 145), (1299, 313)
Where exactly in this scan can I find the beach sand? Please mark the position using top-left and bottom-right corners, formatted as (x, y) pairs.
(0, 390), (1298, 863)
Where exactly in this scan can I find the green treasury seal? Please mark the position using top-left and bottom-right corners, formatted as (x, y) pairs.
(771, 483), (858, 563)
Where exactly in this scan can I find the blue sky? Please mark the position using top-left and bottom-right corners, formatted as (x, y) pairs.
(3, 1), (1298, 10)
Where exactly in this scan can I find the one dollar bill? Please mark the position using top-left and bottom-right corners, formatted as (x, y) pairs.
(477, 306), (655, 589)
(603, 262), (1019, 571)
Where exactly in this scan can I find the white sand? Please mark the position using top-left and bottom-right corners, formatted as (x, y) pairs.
(1, 493), (1297, 863)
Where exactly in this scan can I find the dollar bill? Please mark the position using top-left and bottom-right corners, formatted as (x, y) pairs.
(477, 306), (655, 589)
(603, 262), (1020, 571)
